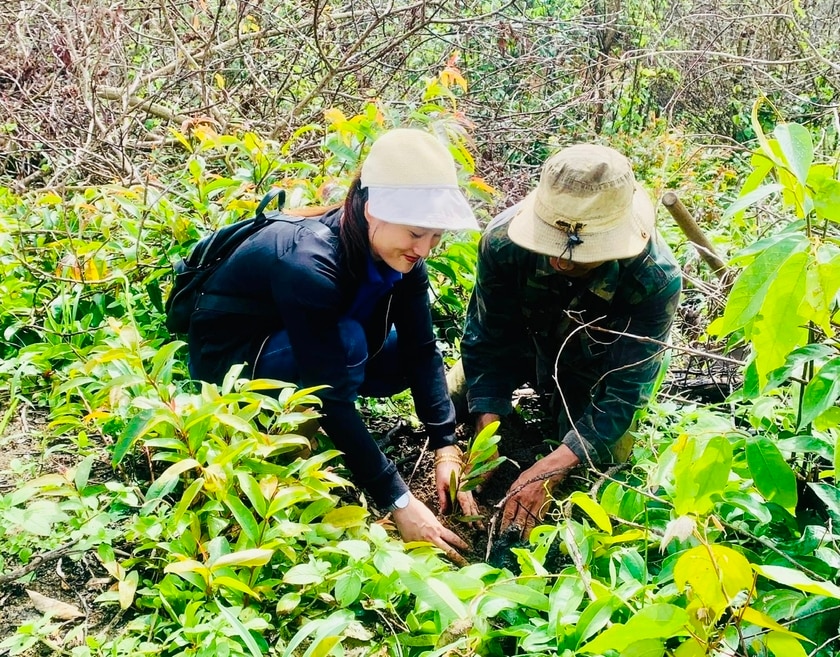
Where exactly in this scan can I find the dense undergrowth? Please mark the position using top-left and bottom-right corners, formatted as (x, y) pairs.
(1, 4), (840, 653)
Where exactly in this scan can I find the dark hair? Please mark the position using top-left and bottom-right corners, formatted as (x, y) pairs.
(340, 177), (370, 280)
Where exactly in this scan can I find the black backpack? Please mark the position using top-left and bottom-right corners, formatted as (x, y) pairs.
(164, 189), (327, 334)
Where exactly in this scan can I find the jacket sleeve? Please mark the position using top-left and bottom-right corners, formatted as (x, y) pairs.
(561, 275), (681, 465)
(392, 263), (456, 449)
(274, 231), (408, 507)
(461, 229), (531, 416)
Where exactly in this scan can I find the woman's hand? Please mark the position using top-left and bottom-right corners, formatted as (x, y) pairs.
(392, 494), (469, 565)
(434, 446), (481, 520)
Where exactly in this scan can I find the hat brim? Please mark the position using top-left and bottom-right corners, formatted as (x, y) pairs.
(366, 185), (479, 232)
(507, 183), (655, 262)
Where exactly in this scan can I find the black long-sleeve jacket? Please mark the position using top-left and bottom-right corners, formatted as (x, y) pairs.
(187, 208), (456, 506)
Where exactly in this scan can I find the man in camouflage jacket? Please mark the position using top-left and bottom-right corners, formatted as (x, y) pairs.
(459, 144), (681, 536)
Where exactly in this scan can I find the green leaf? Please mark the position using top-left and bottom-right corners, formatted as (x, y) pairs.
(321, 505), (368, 529)
(750, 249), (810, 382)
(73, 454), (95, 491)
(753, 564), (840, 599)
(569, 491), (612, 534)
(718, 235), (808, 336)
(774, 123), (813, 187)
(212, 548), (273, 570)
(722, 183), (783, 220)
(486, 582), (549, 611)
(745, 436), (797, 512)
(400, 571), (467, 625)
(172, 477), (205, 526)
(579, 604), (689, 654)
(282, 610), (354, 657)
(146, 458), (201, 500)
(149, 340), (186, 383)
(575, 597), (615, 646)
(766, 631), (809, 657)
(213, 576), (260, 598)
(225, 494), (262, 545)
(112, 408), (171, 466)
(674, 545), (753, 620)
(334, 571), (362, 607)
(673, 435), (732, 516)
(284, 560), (330, 586)
(237, 473), (267, 519)
(799, 357), (840, 428)
(217, 602), (263, 657)
(623, 639), (665, 657)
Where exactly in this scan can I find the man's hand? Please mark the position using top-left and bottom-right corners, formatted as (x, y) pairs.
(501, 445), (580, 538)
(434, 446), (480, 520)
(475, 412), (501, 436)
(392, 494), (469, 565)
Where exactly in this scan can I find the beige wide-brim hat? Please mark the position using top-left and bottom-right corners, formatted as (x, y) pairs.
(361, 128), (479, 232)
(508, 144), (655, 262)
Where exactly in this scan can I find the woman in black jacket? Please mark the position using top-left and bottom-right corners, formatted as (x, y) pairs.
(188, 129), (478, 561)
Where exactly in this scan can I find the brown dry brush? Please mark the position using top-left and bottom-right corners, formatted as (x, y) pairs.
(0, 0), (839, 190)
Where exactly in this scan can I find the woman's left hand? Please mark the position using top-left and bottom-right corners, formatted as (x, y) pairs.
(434, 446), (481, 521)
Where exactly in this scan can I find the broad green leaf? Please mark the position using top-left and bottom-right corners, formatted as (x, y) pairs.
(569, 491), (612, 534)
(674, 545), (753, 619)
(750, 249), (809, 382)
(575, 597), (615, 646)
(673, 435), (732, 516)
(800, 244), (840, 333)
(400, 571), (467, 625)
(164, 559), (209, 576)
(623, 639), (665, 657)
(112, 408), (171, 466)
(213, 576), (260, 599)
(753, 564), (840, 598)
(799, 357), (840, 428)
(149, 340), (186, 383)
(486, 582), (549, 611)
(284, 560), (330, 586)
(674, 639), (706, 657)
(722, 183), (783, 220)
(322, 505), (368, 528)
(774, 123), (813, 188)
(212, 548), (273, 570)
(765, 631), (809, 657)
(334, 572), (362, 607)
(808, 163), (840, 223)
(225, 494), (261, 545)
(730, 153), (775, 222)
(218, 602), (263, 657)
(763, 344), (835, 391)
(282, 610), (354, 657)
(237, 473), (268, 519)
(718, 235), (808, 336)
(579, 604), (689, 654)
(740, 607), (808, 641)
(745, 436), (797, 511)
(146, 458), (201, 500)
(172, 477), (205, 526)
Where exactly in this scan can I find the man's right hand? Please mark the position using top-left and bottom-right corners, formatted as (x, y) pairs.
(391, 494), (469, 565)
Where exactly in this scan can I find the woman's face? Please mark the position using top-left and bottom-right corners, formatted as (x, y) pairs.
(366, 206), (443, 273)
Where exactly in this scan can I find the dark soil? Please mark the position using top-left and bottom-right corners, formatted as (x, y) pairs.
(367, 389), (566, 568)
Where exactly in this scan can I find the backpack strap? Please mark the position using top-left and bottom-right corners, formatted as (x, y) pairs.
(256, 188), (286, 217)
(195, 215), (332, 315)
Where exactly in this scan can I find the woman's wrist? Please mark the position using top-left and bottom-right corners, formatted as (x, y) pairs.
(434, 444), (464, 466)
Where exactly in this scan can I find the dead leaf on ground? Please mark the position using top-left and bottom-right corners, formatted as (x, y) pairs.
(26, 589), (83, 620)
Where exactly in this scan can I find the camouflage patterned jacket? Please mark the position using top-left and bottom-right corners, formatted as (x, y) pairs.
(461, 206), (682, 465)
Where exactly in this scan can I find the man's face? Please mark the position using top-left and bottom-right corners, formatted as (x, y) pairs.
(548, 256), (605, 278)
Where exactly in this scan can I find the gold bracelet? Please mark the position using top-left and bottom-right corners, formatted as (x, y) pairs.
(434, 455), (465, 466)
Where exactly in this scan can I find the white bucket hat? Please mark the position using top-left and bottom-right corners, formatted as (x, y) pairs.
(361, 129), (479, 231)
(507, 144), (655, 262)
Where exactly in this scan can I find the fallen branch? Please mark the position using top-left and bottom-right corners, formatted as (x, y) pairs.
(0, 541), (81, 585)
